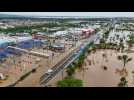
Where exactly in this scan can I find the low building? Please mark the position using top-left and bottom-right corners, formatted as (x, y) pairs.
(81, 28), (95, 38)
(49, 43), (65, 52)
(32, 32), (47, 40)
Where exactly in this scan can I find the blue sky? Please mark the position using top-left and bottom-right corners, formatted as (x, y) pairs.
(0, 12), (134, 17)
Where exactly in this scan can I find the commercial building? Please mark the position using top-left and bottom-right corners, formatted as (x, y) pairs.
(49, 43), (65, 52)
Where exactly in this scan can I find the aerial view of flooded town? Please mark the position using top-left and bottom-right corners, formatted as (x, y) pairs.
(0, 12), (134, 87)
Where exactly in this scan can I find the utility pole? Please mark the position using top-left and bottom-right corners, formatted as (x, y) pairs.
(61, 70), (64, 80)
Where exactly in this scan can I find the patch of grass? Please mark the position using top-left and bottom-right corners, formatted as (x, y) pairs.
(57, 77), (83, 87)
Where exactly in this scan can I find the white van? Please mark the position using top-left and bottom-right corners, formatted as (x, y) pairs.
(45, 69), (53, 75)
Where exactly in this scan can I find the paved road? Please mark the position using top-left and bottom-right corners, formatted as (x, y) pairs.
(40, 34), (99, 86)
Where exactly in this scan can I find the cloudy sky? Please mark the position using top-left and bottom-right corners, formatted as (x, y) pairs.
(0, 12), (134, 17)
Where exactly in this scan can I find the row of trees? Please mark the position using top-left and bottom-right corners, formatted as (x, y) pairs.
(0, 21), (89, 34)
(117, 55), (132, 87)
(0, 22), (61, 34)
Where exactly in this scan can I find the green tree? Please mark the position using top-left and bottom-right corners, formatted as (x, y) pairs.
(101, 52), (107, 67)
(117, 55), (132, 69)
(77, 54), (85, 69)
(57, 77), (83, 87)
(66, 65), (76, 77)
(118, 77), (128, 87)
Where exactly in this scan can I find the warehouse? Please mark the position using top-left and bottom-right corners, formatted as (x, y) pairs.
(0, 39), (15, 49)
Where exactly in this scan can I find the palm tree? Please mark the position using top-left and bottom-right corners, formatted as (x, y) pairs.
(118, 77), (128, 87)
(101, 52), (107, 70)
(77, 54), (86, 69)
(66, 65), (76, 77)
(117, 55), (132, 69)
(92, 46), (96, 65)
(119, 38), (124, 52)
(102, 52), (106, 61)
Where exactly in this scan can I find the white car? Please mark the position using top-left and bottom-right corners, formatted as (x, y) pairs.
(45, 69), (53, 75)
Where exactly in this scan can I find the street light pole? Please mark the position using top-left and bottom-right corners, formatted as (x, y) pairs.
(61, 70), (64, 80)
